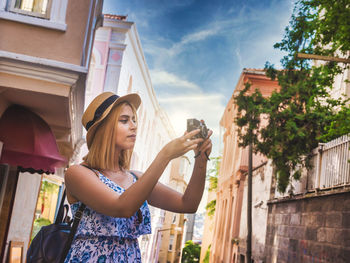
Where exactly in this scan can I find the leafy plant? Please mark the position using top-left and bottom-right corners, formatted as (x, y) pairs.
(205, 157), (221, 216)
(181, 240), (201, 263)
(205, 200), (216, 217)
(203, 244), (211, 263)
(235, 0), (350, 193)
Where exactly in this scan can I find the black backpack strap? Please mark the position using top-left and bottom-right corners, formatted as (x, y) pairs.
(54, 189), (67, 224)
(60, 164), (97, 263)
(60, 202), (86, 262)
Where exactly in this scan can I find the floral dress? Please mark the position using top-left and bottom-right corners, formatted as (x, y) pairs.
(64, 171), (151, 263)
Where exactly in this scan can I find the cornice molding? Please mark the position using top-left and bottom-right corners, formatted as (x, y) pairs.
(103, 17), (133, 33)
(0, 51), (87, 86)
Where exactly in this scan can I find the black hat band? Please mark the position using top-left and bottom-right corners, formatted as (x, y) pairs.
(86, 95), (119, 131)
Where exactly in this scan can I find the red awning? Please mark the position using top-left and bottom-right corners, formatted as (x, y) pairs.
(0, 105), (66, 174)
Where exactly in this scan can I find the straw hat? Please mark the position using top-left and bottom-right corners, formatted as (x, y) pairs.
(82, 92), (141, 148)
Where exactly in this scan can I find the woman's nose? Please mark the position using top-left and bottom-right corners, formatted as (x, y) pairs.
(130, 120), (137, 130)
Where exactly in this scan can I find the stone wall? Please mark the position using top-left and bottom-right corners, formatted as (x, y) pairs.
(265, 190), (350, 263)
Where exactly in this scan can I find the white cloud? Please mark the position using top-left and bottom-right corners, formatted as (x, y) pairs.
(150, 70), (200, 91)
(158, 92), (225, 157)
(172, 28), (219, 53)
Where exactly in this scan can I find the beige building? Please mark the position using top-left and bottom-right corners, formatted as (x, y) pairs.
(0, 0), (103, 261)
(200, 187), (216, 261)
(155, 156), (190, 263)
(202, 69), (279, 262)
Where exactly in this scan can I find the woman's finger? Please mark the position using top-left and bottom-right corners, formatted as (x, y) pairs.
(184, 129), (200, 140)
(198, 139), (212, 152)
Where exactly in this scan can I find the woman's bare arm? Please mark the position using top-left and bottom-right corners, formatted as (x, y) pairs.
(144, 130), (213, 213)
(64, 129), (202, 217)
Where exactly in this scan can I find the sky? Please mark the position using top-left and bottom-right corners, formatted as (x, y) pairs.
(103, 0), (294, 157)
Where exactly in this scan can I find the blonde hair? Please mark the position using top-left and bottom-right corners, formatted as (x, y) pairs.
(83, 102), (137, 171)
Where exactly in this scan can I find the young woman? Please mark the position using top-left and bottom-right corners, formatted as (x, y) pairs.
(64, 92), (212, 262)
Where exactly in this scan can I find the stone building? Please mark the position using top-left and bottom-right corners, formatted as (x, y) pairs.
(0, 0), (103, 261)
(263, 60), (350, 263)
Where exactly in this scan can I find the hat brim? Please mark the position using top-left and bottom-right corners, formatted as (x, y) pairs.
(86, 93), (141, 149)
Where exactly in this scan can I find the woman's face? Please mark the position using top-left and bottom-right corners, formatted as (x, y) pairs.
(115, 104), (137, 151)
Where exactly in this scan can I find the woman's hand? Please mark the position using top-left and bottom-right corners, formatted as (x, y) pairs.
(161, 129), (204, 161)
(193, 123), (213, 161)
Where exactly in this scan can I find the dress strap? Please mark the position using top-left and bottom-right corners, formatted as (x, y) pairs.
(81, 164), (99, 177)
(129, 171), (138, 181)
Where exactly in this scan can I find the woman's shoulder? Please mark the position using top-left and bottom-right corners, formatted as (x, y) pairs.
(65, 163), (98, 179)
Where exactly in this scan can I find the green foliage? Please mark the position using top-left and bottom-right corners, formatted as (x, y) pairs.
(203, 244), (211, 263)
(205, 157), (221, 216)
(206, 157), (220, 192)
(40, 180), (57, 195)
(205, 200), (216, 217)
(181, 240), (201, 263)
(319, 104), (350, 142)
(234, 0), (350, 193)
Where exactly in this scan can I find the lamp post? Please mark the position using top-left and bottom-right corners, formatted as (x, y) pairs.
(246, 143), (253, 263)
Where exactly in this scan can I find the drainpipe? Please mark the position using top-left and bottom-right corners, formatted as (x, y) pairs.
(81, 0), (94, 68)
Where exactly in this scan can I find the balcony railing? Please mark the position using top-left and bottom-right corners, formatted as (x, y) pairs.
(275, 134), (350, 198)
(307, 134), (350, 190)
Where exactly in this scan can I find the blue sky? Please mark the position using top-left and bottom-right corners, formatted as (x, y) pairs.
(103, 0), (294, 156)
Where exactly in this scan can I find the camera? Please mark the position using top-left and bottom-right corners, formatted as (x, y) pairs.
(187, 119), (208, 139)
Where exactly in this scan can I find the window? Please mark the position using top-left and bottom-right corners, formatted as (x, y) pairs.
(0, 0), (68, 31)
(168, 235), (174, 251)
(10, 0), (51, 18)
(30, 175), (63, 241)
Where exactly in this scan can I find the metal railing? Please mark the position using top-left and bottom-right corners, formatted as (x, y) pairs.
(308, 134), (350, 190)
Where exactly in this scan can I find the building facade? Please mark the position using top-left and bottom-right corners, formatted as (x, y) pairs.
(155, 156), (190, 263)
(206, 69), (279, 262)
(0, 0), (103, 261)
(204, 65), (350, 263)
(200, 185), (217, 261)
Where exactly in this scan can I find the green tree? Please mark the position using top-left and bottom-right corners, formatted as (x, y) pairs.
(235, 0), (350, 193)
(181, 240), (201, 263)
(205, 157), (221, 217)
(203, 244), (211, 263)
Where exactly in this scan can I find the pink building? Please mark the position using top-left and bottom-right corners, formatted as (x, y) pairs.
(0, 0), (103, 261)
(203, 69), (279, 262)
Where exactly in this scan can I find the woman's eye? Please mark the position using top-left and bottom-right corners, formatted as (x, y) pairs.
(120, 119), (128, 124)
